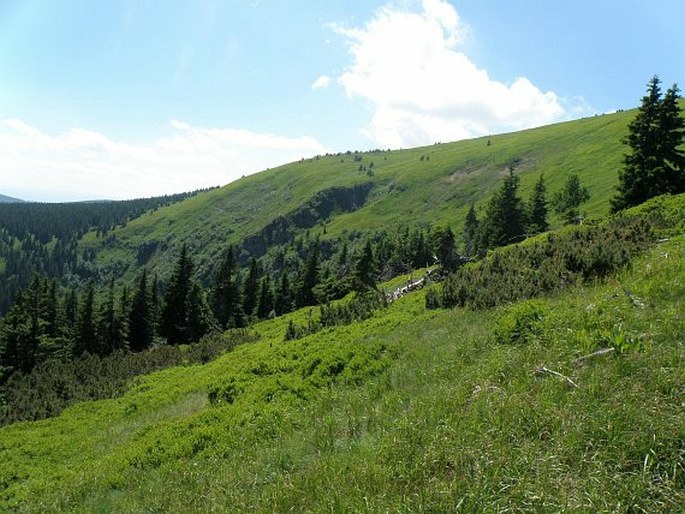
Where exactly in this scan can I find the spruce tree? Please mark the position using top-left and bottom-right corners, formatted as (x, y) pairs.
(118, 285), (130, 346)
(659, 84), (685, 194)
(0, 295), (32, 375)
(241, 258), (261, 320)
(0, 278), (46, 375)
(44, 279), (58, 338)
(479, 168), (526, 250)
(60, 288), (78, 341)
(354, 240), (377, 291)
(612, 76), (685, 211)
(129, 269), (153, 352)
(462, 205), (480, 258)
(160, 244), (193, 345)
(186, 283), (216, 342)
(149, 273), (160, 335)
(96, 277), (125, 355)
(527, 174), (549, 234)
(553, 173), (590, 225)
(256, 275), (275, 319)
(75, 283), (96, 355)
(411, 229), (431, 269)
(211, 245), (243, 328)
(435, 227), (459, 271)
(297, 244), (320, 307)
(274, 271), (294, 315)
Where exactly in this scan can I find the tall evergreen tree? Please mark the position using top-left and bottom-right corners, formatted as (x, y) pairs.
(297, 244), (320, 307)
(274, 271), (294, 315)
(435, 227), (459, 271)
(211, 245), (243, 328)
(479, 168), (526, 250)
(527, 174), (549, 234)
(612, 76), (685, 212)
(353, 240), (377, 291)
(75, 283), (96, 355)
(658, 84), (685, 194)
(241, 258), (261, 319)
(149, 273), (160, 335)
(462, 205), (480, 258)
(44, 278), (58, 338)
(0, 295), (32, 376)
(96, 277), (125, 355)
(160, 244), (193, 345)
(553, 173), (590, 225)
(186, 283), (216, 343)
(411, 229), (432, 269)
(129, 269), (153, 352)
(0, 277), (46, 375)
(60, 288), (78, 341)
(256, 275), (275, 319)
(118, 285), (130, 346)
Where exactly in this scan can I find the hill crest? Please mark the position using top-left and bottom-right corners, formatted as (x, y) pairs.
(0, 193), (25, 203)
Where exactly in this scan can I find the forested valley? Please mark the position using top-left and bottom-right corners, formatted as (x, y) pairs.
(0, 188), (216, 314)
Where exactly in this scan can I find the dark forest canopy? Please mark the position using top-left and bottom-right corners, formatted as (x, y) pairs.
(0, 188), (217, 314)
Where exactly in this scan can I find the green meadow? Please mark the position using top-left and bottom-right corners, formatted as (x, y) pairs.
(2, 194), (683, 512)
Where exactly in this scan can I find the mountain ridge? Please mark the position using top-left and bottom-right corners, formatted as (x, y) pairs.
(0, 193), (25, 203)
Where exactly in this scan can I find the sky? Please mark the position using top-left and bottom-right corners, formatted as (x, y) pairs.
(0, 0), (683, 202)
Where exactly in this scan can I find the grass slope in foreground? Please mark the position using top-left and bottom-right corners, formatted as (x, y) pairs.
(1, 196), (684, 512)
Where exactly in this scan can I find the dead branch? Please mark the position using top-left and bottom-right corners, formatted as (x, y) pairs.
(535, 366), (579, 388)
(574, 347), (615, 366)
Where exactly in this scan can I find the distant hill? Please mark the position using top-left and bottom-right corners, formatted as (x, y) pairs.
(0, 194), (25, 203)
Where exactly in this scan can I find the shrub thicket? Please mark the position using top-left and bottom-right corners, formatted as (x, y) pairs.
(429, 214), (655, 310)
(285, 291), (387, 341)
(0, 330), (255, 425)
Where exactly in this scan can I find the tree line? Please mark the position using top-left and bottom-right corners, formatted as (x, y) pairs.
(457, 167), (590, 265)
(0, 222), (438, 381)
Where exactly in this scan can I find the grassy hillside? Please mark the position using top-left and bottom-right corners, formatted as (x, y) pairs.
(2, 194), (683, 512)
(82, 110), (634, 282)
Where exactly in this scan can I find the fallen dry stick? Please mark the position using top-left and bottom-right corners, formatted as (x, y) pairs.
(574, 347), (615, 366)
(535, 366), (579, 388)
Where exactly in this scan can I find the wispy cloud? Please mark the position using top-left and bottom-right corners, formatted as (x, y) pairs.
(0, 119), (331, 201)
(333, 0), (570, 148)
(311, 75), (331, 90)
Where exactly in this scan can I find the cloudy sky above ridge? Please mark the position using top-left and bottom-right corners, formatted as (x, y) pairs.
(1, 0), (683, 201)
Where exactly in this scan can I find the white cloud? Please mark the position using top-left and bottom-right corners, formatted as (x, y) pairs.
(0, 119), (331, 202)
(334, 0), (567, 148)
(311, 75), (331, 90)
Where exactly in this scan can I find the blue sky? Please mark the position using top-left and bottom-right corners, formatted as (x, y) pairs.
(1, 0), (683, 201)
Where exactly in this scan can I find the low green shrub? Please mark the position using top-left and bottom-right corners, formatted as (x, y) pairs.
(0, 330), (256, 425)
(429, 211), (658, 310)
(494, 300), (548, 345)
